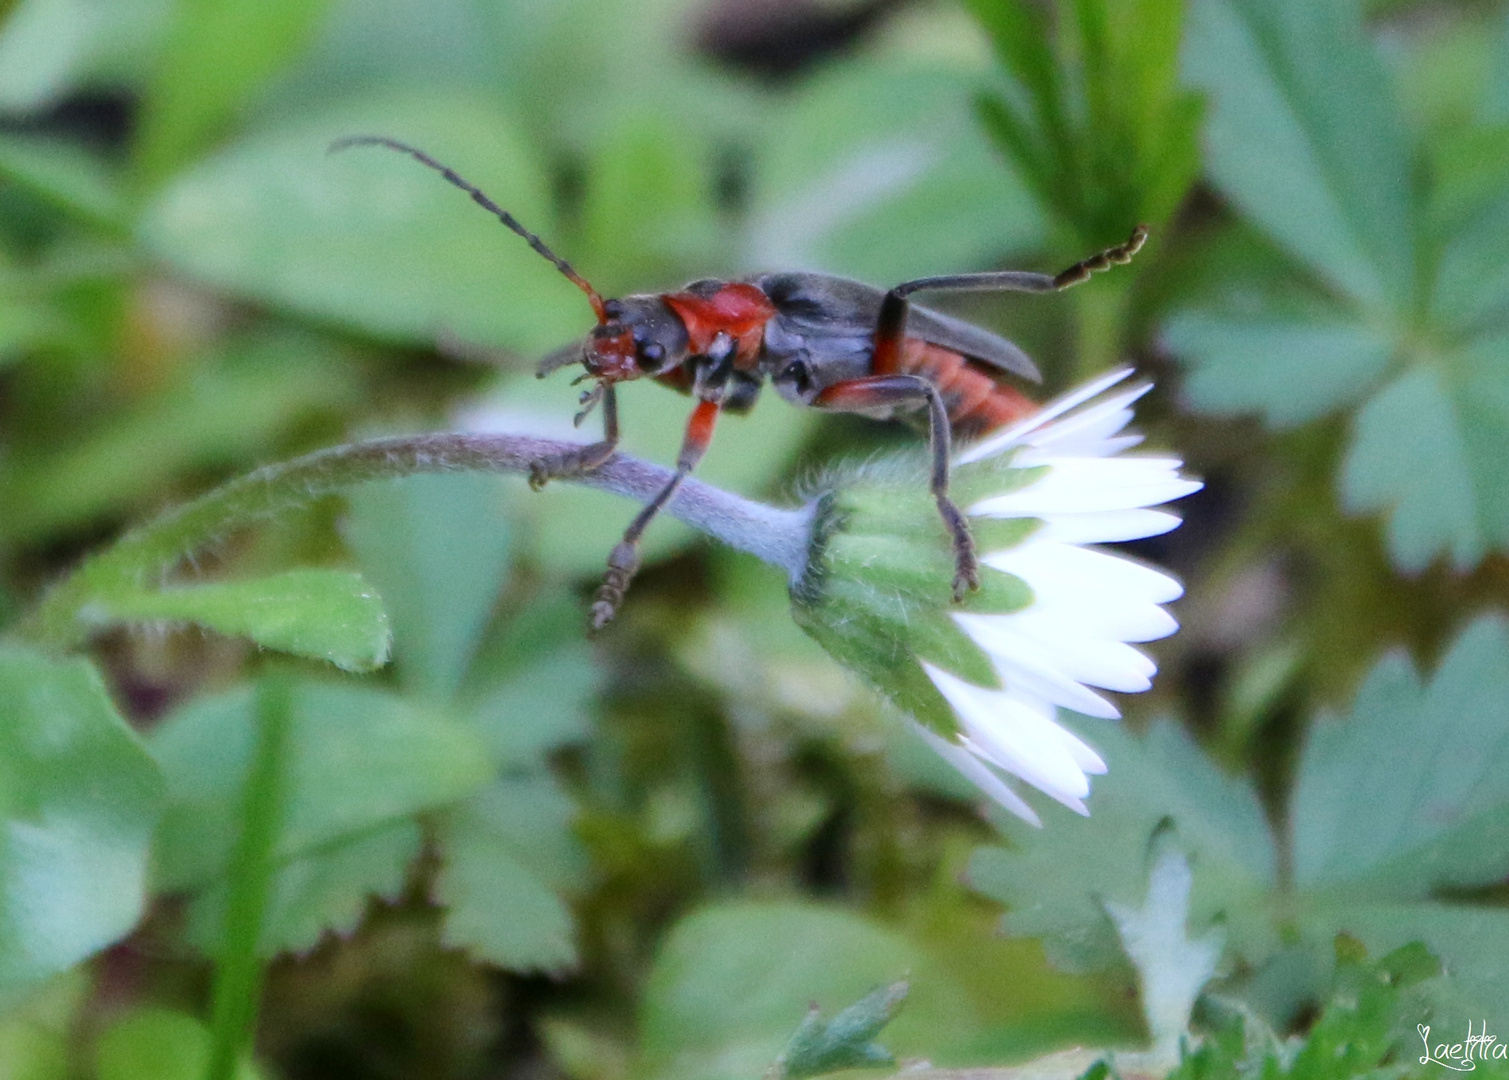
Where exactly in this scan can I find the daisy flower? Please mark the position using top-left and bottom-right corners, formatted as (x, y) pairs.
(792, 368), (1200, 825)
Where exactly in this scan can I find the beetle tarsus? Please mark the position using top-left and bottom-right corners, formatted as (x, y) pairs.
(590, 541), (641, 630)
(528, 441), (616, 490)
(937, 495), (980, 602)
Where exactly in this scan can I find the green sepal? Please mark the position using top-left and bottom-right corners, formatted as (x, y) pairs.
(969, 516), (1043, 554)
(951, 458), (1046, 507)
(791, 459), (1045, 739)
(793, 602), (958, 737)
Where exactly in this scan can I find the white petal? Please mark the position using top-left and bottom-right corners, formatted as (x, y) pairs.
(955, 615), (1125, 717)
(925, 664), (1100, 809)
(958, 367), (1136, 464)
(984, 540), (1186, 607)
(1015, 384), (1152, 459)
(958, 613), (1156, 693)
(909, 721), (1041, 825)
(1011, 600), (1178, 647)
(1034, 509), (1183, 544)
(969, 458), (1201, 517)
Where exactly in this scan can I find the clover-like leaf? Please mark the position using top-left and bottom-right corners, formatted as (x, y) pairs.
(1292, 614), (1509, 898)
(435, 784), (578, 976)
(0, 648), (165, 1007)
(1183, 0), (1414, 311)
(1339, 351), (1509, 573)
(1164, 313), (1394, 428)
(344, 472), (513, 701)
(150, 679), (490, 954)
(967, 719), (1275, 973)
(137, 92), (584, 355)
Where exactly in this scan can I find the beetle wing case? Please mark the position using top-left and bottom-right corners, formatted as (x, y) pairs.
(751, 272), (1041, 383)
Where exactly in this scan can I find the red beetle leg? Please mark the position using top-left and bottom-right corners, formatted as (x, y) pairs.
(591, 400), (723, 630)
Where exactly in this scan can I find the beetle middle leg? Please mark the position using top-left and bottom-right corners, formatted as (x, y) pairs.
(813, 374), (979, 601)
(528, 381), (620, 490)
(591, 398), (722, 630)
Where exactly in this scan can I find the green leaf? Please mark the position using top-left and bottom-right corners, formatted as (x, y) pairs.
(1292, 614), (1509, 896)
(0, 1022), (67, 1080)
(91, 569), (391, 673)
(776, 982), (906, 1080)
(203, 676), (288, 1077)
(0, 134), (125, 228)
(1183, 0), (1414, 310)
(135, 0), (335, 183)
(1164, 313), (1395, 427)
(137, 92), (585, 355)
(0, 648), (165, 1007)
(968, 619), (1509, 1016)
(0, 0), (170, 112)
(1339, 353), (1509, 572)
(95, 1008), (259, 1080)
(970, 0), (1199, 242)
(968, 720), (1275, 972)
(451, 773), (588, 895)
(572, 113), (727, 297)
(0, 972), (82, 1080)
(1310, 906), (1509, 1020)
(639, 901), (983, 1080)
(1166, 942), (1446, 1080)
(748, 61), (1042, 285)
(0, 332), (358, 544)
(187, 820), (421, 957)
(435, 785), (579, 975)
(464, 590), (598, 766)
(150, 680), (490, 892)
(1433, 190), (1509, 333)
(344, 473), (511, 702)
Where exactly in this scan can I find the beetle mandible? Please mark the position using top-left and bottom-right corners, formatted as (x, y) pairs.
(332, 136), (1147, 629)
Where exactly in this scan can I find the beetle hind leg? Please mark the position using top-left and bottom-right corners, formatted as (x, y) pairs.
(812, 374), (981, 602)
(935, 494), (980, 601)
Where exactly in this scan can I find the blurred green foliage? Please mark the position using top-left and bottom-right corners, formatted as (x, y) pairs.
(3, 0), (1509, 1078)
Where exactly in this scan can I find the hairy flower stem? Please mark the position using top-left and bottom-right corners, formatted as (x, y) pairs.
(18, 433), (815, 651)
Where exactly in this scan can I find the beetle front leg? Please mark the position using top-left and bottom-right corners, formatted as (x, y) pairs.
(591, 398), (722, 630)
(529, 382), (620, 490)
(813, 375), (979, 601)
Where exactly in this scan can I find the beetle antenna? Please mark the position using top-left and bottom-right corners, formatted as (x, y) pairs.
(330, 135), (608, 322)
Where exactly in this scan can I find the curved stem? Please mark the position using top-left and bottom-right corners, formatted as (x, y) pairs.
(17, 433), (815, 651)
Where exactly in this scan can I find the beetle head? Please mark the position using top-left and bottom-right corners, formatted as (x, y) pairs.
(539, 295), (691, 383)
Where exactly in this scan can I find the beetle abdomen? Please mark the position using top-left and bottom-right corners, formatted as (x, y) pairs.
(898, 339), (1037, 440)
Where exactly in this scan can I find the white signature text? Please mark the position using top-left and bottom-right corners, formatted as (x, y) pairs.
(1419, 1022), (1507, 1071)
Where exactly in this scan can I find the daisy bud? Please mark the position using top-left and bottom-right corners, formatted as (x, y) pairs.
(792, 369), (1201, 826)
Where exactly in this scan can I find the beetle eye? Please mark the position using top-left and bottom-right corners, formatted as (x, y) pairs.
(603, 299), (624, 320)
(639, 342), (666, 369)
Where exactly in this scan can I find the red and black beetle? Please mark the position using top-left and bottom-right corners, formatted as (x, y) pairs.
(333, 136), (1146, 628)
